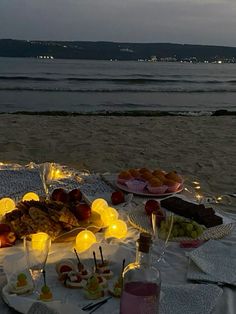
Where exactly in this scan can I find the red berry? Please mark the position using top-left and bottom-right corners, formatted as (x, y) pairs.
(74, 203), (91, 221)
(0, 232), (16, 247)
(51, 188), (69, 203)
(0, 223), (11, 234)
(69, 189), (82, 202)
(145, 200), (160, 216)
(111, 191), (125, 205)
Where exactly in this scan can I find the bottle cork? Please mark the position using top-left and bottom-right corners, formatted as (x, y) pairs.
(138, 233), (152, 253)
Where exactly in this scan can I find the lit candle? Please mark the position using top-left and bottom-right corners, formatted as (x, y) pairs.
(105, 220), (128, 239)
(22, 192), (40, 202)
(100, 206), (119, 227)
(75, 230), (97, 253)
(91, 198), (108, 215)
(0, 198), (15, 215)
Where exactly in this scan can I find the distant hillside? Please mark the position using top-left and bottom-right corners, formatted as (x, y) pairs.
(1, 39), (236, 62)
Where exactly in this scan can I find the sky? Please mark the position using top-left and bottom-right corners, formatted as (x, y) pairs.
(0, 0), (236, 47)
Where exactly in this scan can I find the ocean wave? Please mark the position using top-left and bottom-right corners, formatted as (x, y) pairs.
(0, 109), (235, 117)
(1, 87), (236, 93)
(1, 75), (236, 84)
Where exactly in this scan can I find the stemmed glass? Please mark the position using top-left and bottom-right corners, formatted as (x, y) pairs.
(24, 232), (51, 295)
(151, 210), (174, 264)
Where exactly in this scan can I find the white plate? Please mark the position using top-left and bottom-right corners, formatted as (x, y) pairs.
(128, 203), (235, 241)
(2, 245), (133, 314)
(116, 182), (183, 197)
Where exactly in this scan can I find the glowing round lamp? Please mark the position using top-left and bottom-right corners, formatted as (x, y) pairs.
(91, 198), (108, 215)
(31, 232), (51, 251)
(75, 230), (97, 253)
(22, 192), (40, 202)
(101, 206), (119, 227)
(105, 220), (128, 239)
(0, 198), (15, 215)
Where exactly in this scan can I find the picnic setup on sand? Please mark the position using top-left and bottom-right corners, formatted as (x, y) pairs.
(0, 162), (235, 314)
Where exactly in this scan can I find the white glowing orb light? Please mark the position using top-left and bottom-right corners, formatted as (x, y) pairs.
(0, 198), (16, 215)
(105, 220), (128, 239)
(101, 206), (119, 227)
(91, 198), (108, 215)
(22, 192), (40, 202)
(75, 230), (97, 253)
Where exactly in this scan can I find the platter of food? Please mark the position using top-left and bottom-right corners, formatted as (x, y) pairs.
(128, 197), (235, 241)
(116, 168), (184, 197)
(0, 188), (103, 245)
(1, 245), (133, 314)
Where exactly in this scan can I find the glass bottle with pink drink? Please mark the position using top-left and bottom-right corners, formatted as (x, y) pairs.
(120, 233), (161, 314)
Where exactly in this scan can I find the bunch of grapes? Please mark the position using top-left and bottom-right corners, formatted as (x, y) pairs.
(159, 216), (205, 239)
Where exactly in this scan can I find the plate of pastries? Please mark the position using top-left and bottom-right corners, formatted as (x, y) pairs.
(116, 167), (184, 196)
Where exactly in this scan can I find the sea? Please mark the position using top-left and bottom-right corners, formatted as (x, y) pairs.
(0, 57), (236, 115)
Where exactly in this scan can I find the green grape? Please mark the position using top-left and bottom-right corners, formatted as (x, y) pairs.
(186, 223), (194, 233)
(174, 216), (182, 223)
(196, 226), (204, 236)
(172, 229), (178, 237)
(160, 221), (166, 229)
(178, 229), (185, 237)
(191, 231), (198, 239)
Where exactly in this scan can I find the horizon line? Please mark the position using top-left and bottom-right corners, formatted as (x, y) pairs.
(1, 38), (236, 49)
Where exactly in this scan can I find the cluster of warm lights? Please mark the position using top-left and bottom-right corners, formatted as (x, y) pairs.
(75, 198), (128, 253)
(0, 192), (40, 216)
(48, 165), (72, 181)
(191, 180), (228, 205)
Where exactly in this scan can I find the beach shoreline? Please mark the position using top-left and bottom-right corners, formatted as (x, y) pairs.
(0, 109), (236, 117)
(0, 114), (235, 198)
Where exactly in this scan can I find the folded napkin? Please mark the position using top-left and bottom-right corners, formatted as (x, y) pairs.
(160, 283), (222, 314)
(187, 240), (236, 285)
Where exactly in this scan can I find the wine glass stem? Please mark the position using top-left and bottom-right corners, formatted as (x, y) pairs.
(30, 269), (43, 295)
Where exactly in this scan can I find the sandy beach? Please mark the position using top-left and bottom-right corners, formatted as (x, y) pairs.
(0, 114), (235, 198)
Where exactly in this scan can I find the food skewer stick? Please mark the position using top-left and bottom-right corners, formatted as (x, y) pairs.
(43, 269), (47, 287)
(121, 259), (125, 275)
(74, 248), (84, 271)
(93, 251), (98, 272)
(99, 246), (104, 265)
(74, 248), (81, 264)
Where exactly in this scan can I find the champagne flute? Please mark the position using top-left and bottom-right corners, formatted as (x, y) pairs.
(24, 232), (51, 294)
(151, 210), (174, 263)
